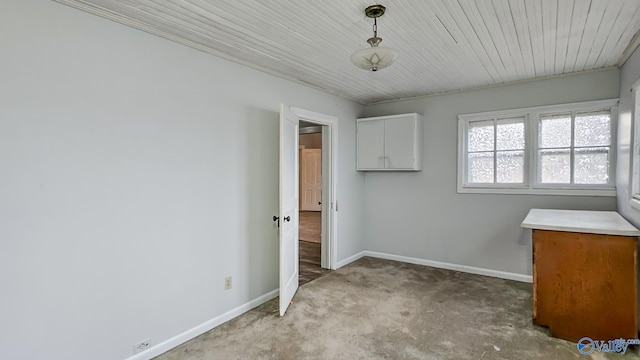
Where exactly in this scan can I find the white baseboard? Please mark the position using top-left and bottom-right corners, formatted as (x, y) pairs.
(363, 251), (533, 283)
(333, 251), (366, 269)
(125, 289), (279, 360)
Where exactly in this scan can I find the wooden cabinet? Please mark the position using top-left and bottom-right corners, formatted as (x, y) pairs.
(356, 113), (423, 171)
(522, 209), (639, 343)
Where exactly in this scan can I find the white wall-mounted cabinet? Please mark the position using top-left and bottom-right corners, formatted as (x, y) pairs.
(357, 113), (423, 171)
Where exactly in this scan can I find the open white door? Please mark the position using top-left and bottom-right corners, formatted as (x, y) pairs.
(279, 104), (299, 316)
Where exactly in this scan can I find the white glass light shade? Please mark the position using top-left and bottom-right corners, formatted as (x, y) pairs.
(350, 46), (398, 71)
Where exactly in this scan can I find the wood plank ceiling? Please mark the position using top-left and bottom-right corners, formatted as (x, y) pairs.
(54, 0), (640, 104)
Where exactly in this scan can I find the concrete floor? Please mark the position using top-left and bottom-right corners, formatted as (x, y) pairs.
(154, 257), (636, 359)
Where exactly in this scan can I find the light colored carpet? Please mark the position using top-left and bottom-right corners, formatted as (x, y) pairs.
(153, 257), (634, 360)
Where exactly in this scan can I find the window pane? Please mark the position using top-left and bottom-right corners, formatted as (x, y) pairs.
(575, 147), (609, 184)
(468, 120), (494, 152)
(575, 110), (611, 147)
(539, 149), (570, 183)
(497, 118), (525, 150)
(497, 150), (524, 183)
(468, 152), (494, 183)
(540, 113), (571, 148)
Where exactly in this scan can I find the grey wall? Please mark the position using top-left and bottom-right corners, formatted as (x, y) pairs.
(0, 1), (365, 359)
(617, 46), (640, 225)
(363, 70), (620, 276)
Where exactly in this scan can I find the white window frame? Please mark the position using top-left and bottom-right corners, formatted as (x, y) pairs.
(458, 99), (618, 196)
(629, 80), (640, 211)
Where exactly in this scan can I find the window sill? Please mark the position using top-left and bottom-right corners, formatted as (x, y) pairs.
(458, 187), (616, 197)
(629, 198), (640, 212)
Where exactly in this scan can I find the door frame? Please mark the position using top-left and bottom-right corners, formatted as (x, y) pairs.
(291, 107), (338, 269)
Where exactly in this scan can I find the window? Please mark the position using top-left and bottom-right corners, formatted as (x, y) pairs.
(466, 117), (526, 184)
(630, 81), (640, 210)
(458, 99), (617, 196)
(538, 110), (612, 185)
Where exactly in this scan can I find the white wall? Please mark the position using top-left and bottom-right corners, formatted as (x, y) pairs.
(363, 70), (620, 277)
(617, 46), (640, 226)
(0, 1), (365, 359)
(614, 44), (640, 328)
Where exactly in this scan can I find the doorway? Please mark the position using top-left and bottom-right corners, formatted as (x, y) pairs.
(298, 123), (330, 285)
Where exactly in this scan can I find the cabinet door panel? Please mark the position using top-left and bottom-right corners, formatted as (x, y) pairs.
(533, 230), (637, 342)
(357, 120), (385, 169)
(385, 116), (415, 169)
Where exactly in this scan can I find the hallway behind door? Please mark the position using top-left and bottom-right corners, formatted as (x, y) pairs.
(298, 125), (329, 285)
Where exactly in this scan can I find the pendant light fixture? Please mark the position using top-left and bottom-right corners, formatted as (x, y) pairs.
(350, 4), (398, 72)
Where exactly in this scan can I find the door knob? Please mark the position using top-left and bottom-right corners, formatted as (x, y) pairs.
(284, 216), (291, 222)
(273, 215), (280, 227)
(318, 201), (322, 205)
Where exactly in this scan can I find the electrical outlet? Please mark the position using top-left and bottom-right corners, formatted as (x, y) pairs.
(225, 276), (232, 290)
(133, 338), (151, 354)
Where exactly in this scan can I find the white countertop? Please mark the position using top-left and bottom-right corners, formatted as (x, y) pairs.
(521, 208), (640, 236)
